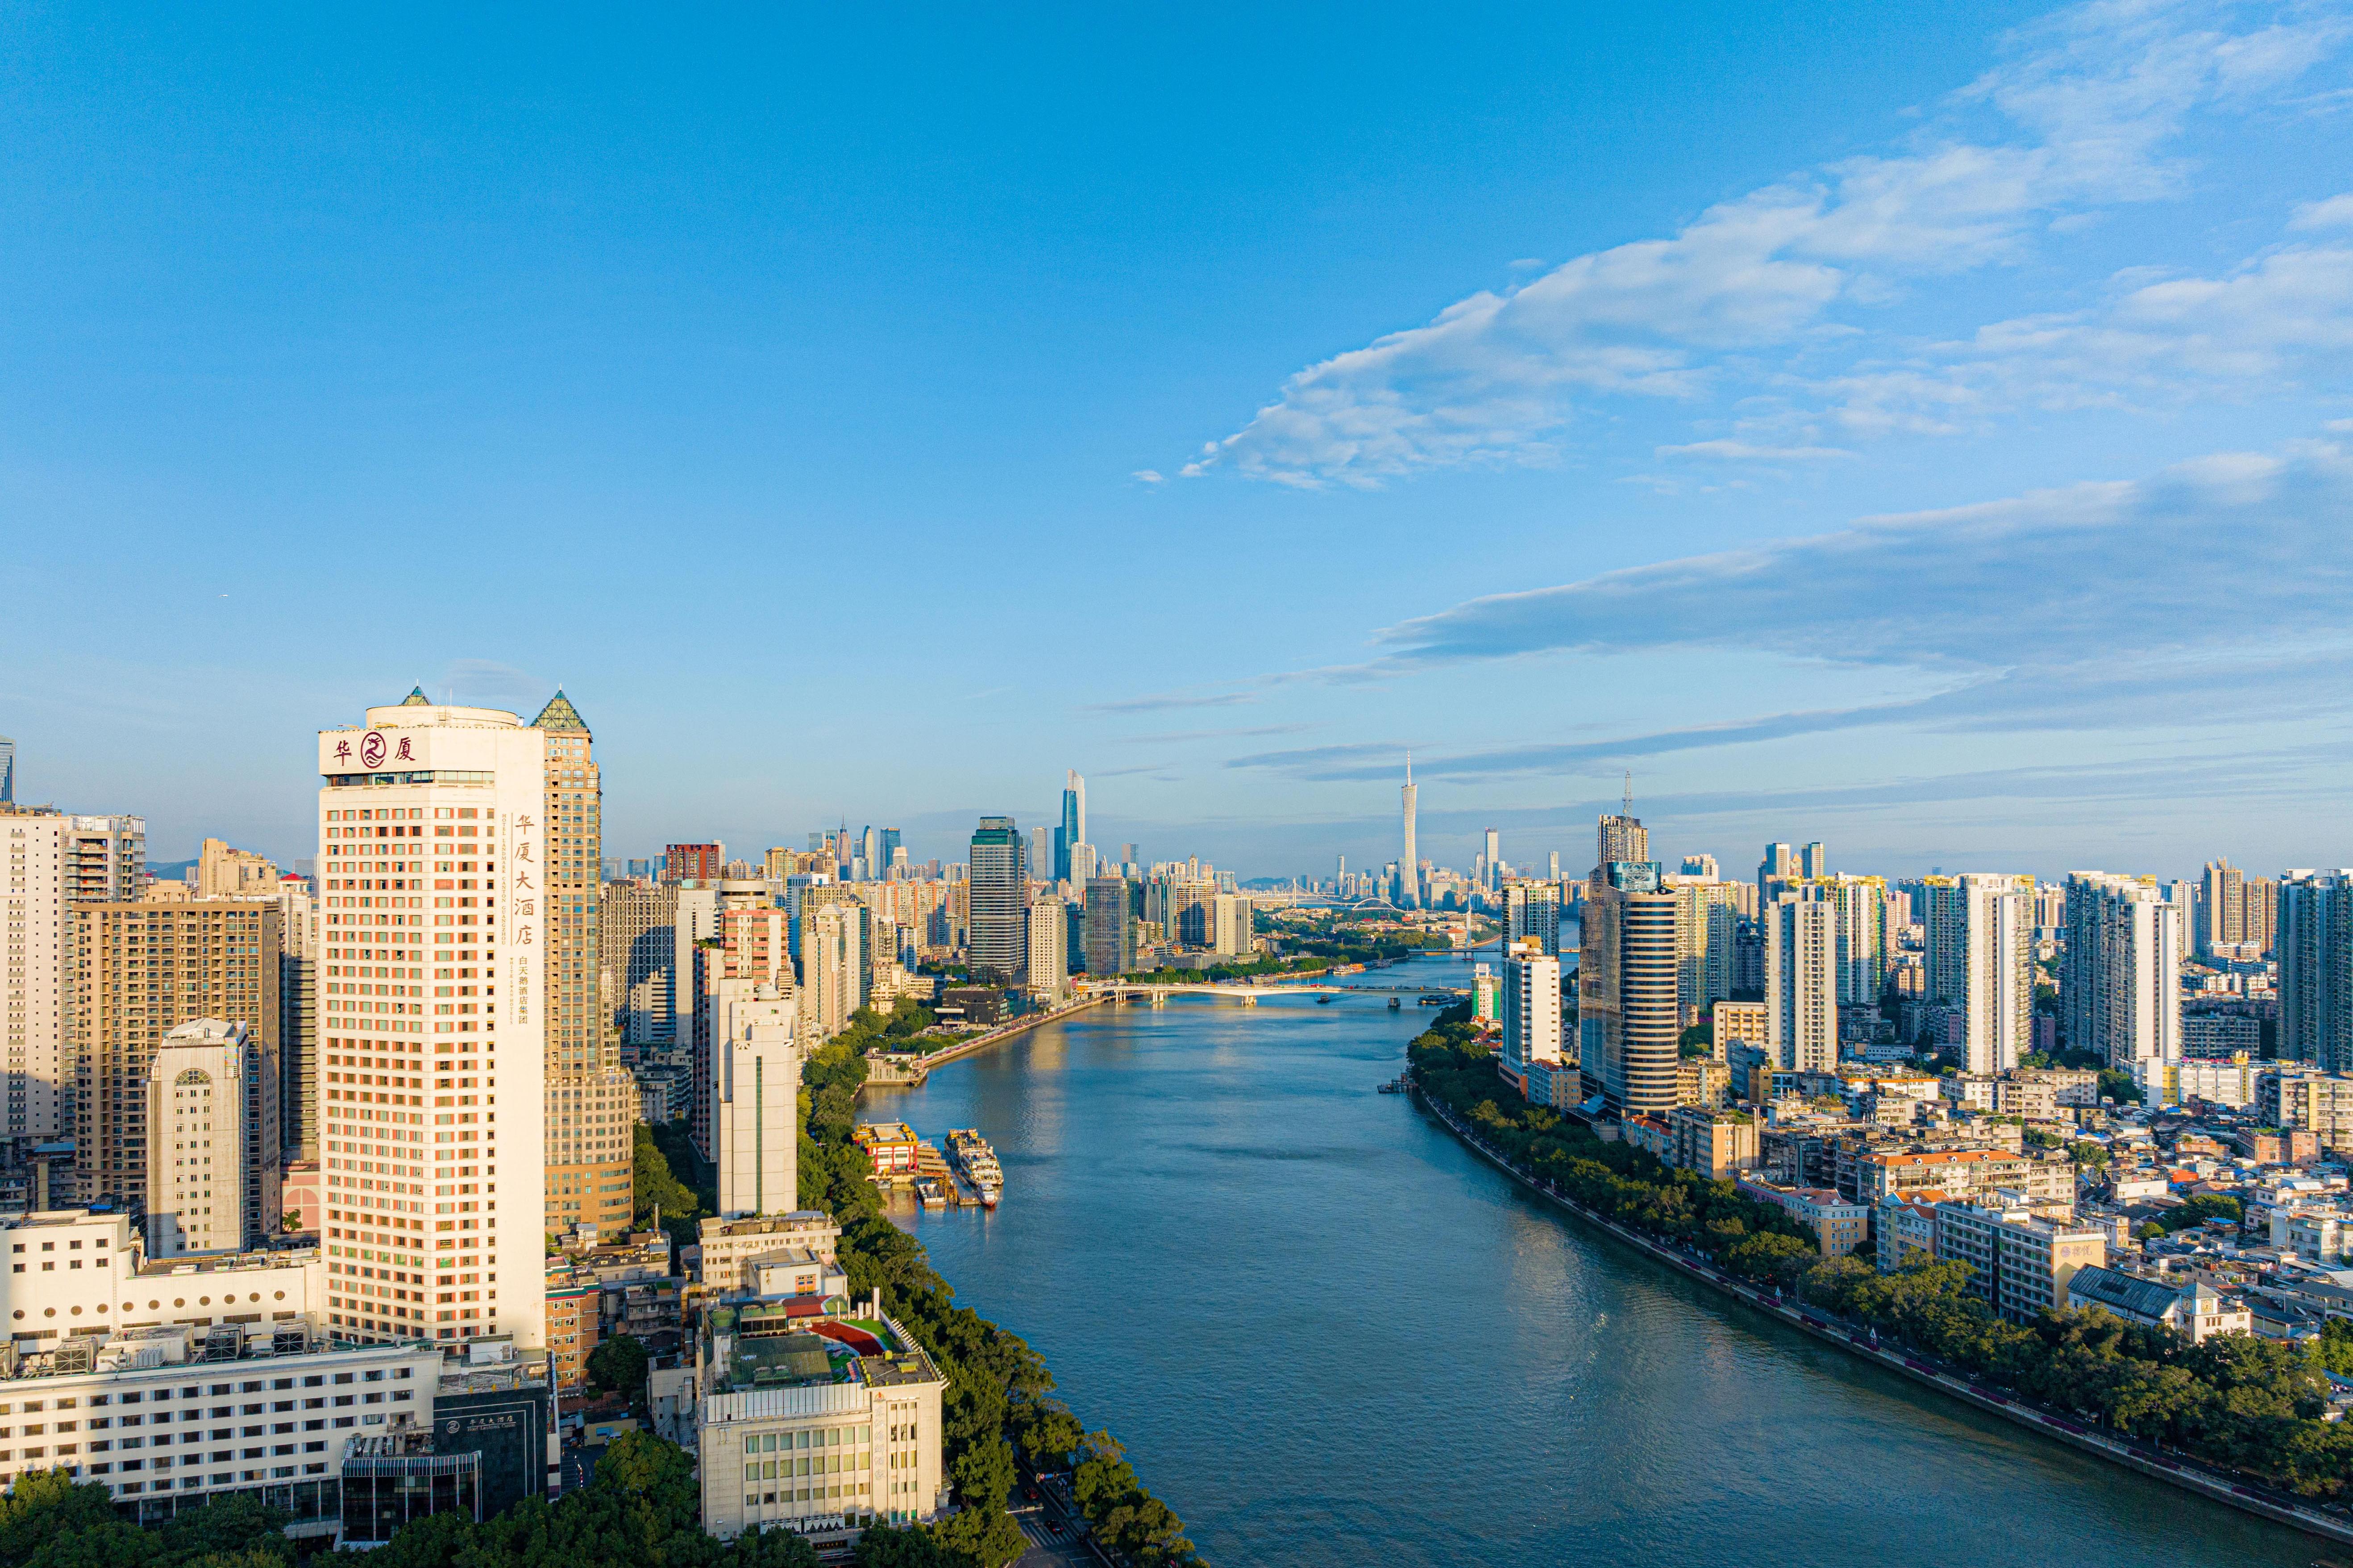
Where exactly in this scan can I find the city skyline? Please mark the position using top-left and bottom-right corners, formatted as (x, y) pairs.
(8, 2), (2353, 879)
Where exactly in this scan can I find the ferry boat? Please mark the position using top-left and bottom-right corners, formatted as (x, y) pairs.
(945, 1128), (1004, 1208)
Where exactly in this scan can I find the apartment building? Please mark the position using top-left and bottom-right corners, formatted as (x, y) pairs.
(3, 806), (144, 1154)
(1933, 1197), (2107, 1322)
(1852, 1147), (2076, 1211)
(74, 898), (280, 1216)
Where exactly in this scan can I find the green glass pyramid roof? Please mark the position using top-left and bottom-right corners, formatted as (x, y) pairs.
(530, 690), (590, 734)
(399, 686), (430, 706)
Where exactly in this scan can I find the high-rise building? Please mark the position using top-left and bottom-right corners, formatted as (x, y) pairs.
(1665, 878), (1742, 1025)
(3, 805), (144, 1151)
(2061, 872), (2181, 1085)
(1681, 854), (1719, 879)
(1800, 841), (1827, 880)
(967, 817), (1025, 983)
(146, 1018), (273, 1256)
(279, 873), (319, 1159)
(713, 983), (798, 1218)
(1766, 896), (1838, 1073)
(692, 903), (794, 1155)
(1502, 948), (1563, 1088)
(1029, 826), (1053, 887)
(600, 877), (677, 1045)
(1793, 874), (1889, 1004)
(0, 734), (12, 802)
(1482, 829), (1502, 890)
(666, 843), (723, 883)
(802, 900), (867, 1041)
(532, 692), (635, 1241)
(1594, 814), (1647, 888)
(315, 689), (549, 1348)
(1084, 875), (1134, 977)
(1399, 755), (1418, 909)
(1504, 883), (1562, 958)
(75, 893), (278, 1215)
(1758, 843), (1796, 905)
(2200, 859), (2246, 954)
(2280, 871), (2353, 1070)
(877, 829), (901, 879)
(1027, 896), (1068, 1001)
(1579, 861), (1678, 1115)
(1922, 874), (2034, 1074)
(190, 837), (279, 898)
(1212, 893), (1255, 958)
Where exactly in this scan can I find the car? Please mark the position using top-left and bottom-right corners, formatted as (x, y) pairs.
(1024, 1487), (1039, 1501)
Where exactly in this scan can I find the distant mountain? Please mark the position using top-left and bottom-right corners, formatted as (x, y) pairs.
(145, 859), (195, 882)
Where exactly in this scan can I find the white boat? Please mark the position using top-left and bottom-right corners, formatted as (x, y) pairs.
(915, 1176), (948, 1209)
(946, 1128), (1004, 1208)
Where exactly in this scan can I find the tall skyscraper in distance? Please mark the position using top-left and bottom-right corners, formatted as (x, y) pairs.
(878, 828), (902, 876)
(1665, 876), (1742, 1025)
(1398, 754), (1418, 909)
(1029, 826), (1054, 886)
(1056, 773), (1084, 882)
(1482, 828), (1502, 890)
(666, 842), (723, 883)
(532, 691), (634, 1240)
(0, 734), (12, 802)
(1800, 841), (1827, 879)
(968, 817), (1026, 983)
(1758, 843), (1796, 904)
(1547, 851), (1561, 882)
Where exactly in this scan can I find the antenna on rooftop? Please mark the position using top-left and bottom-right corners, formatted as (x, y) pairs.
(1622, 770), (1633, 819)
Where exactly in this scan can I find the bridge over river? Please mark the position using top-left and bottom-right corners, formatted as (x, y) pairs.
(1075, 979), (1469, 1007)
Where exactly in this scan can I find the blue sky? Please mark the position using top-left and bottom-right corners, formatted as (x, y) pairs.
(5, 0), (2352, 882)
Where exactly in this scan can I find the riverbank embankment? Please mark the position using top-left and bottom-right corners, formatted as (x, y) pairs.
(1412, 1078), (2353, 1549)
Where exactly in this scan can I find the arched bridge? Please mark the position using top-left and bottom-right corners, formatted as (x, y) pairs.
(1075, 980), (1469, 1008)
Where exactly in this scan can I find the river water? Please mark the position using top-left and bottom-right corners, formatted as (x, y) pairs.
(876, 951), (2312, 1568)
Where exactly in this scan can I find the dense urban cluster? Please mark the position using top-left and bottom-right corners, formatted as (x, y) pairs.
(1404, 787), (2353, 1502)
(0, 703), (1228, 1563)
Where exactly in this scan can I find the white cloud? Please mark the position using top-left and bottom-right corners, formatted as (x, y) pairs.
(1655, 440), (1855, 461)
(2290, 191), (2353, 230)
(1180, 1), (2347, 488)
(1376, 438), (2353, 672)
(1132, 469), (1165, 484)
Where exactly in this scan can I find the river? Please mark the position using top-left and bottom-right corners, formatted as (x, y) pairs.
(873, 950), (2312, 1568)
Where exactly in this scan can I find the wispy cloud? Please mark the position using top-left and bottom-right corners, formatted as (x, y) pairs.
(1655, 440), (1855, 461)
(1081, 691), (1255, 714)
(1376, 439), (2353, 672)
(1117, 723), (1311, 745)
(1173, 1), (2348, 488)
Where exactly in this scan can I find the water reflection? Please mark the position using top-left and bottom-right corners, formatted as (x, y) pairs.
(877, 954), (2311, 1568)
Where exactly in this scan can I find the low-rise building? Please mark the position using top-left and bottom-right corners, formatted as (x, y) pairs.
(1668, 1107), (1759, 1179)
(690, 1290), (946, 1542)
(1875, 1195), (1941, 1272)
(1736, 1180), (1869, 1257)
(0, 1318), (436, 1530)
(1621, 1114), (1673, 1165)
(2066, 1264), (2252, 1342)
(850, 1124), (921, 1182)
(1853, 1148), (2075, 1213)
(1933, 1196), (2108, 1322)
(545, 1271), (602, 1389)
(690, 1213), (842, 1298)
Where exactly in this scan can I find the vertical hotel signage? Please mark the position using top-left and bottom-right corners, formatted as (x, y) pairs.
(507, 807), (536, 1033)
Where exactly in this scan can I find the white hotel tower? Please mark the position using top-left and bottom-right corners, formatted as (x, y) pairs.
(316, 691), (547, 1348)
